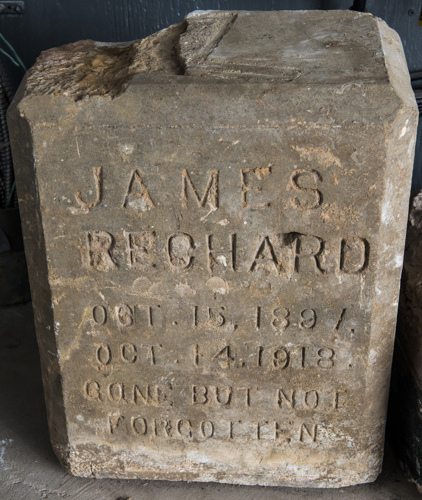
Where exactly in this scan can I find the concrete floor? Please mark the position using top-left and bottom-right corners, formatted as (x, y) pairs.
(0, 303), (420, 500)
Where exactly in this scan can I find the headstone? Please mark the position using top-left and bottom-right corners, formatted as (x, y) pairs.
(389, 191), (422, 492)
(8, 10), (418, 488)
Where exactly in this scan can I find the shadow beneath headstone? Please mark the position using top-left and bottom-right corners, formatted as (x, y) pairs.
(0, 302), (59, 465)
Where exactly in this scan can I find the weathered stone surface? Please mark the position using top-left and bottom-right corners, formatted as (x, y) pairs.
(7, 10), (418, 488)
(389, 191), (422, 492)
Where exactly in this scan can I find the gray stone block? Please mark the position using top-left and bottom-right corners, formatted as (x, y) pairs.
(7, 10), (418, 488)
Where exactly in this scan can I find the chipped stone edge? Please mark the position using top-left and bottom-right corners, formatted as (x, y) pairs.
(7, 82), (71, 458)
(51, 443), (379, 488)
(21, 21), (187, 101)
(361, 16), (418, 475)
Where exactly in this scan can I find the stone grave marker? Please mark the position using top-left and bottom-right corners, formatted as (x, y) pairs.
(8, 10), (418, 487)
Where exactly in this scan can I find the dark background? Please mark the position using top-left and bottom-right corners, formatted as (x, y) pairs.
(1, 0), (422, 186)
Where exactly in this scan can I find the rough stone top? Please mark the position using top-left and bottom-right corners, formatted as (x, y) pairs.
(24, 10), (401, 100)
(180, 10), (386, 82)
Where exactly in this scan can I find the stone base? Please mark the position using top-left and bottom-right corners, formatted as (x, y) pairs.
(52, 442), (380, 488)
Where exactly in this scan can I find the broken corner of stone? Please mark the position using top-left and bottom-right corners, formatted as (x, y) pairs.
(6, 9), (418, 488)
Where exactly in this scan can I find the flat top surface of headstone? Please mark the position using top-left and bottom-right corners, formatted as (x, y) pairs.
(180, 10), (387, 83)
(7, 10), (418, 488)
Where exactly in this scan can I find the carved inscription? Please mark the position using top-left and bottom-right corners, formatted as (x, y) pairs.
(85, 231), (369, 275)
(249, 236), (282, 273)
(74, 166), (102, 212)
(122, 169), (155, 212)
(106, 413), (322, 444)
(167, 233), (194, 270)
(84, 380), (173, 406)
(299, 423), (318, 442)
(276, 388), (346, 410)
(83, 374), (348, 410)
(340, 237), (368, 273)
(86, 231), (117, 271)
(66, 147), (372, 459)
(182, 169), (219, 209)
(92, 305), (106, 325)
(87, 303), (349, 333)
(95, 343), (162, 367)
(124, 231), (156, 269)
(92, 342), (336, 371)
(207, 234), (236, 272)
(241, 167), (271, 208)
(71, 166), (326, 214)
(288, 169), (322, 209)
